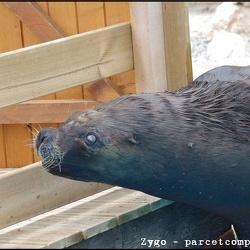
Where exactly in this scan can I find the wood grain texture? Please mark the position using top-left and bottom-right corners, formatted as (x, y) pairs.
(69, 203), (232, 249)
(0, 3), (31, 168)
(47, 2), (84, 99)
(76, 2), (105, 33)
(0, 186), (170, 248)
(21, 1), (57, 101)
(105, 2), (136, 95)
(130, 2), (193, 93)
(85, 79), (122, 102)
(130, 2), (169, 93)
(4, 124), (33, 167)
(0, 162), (112, 230)
(76, 2), (107, 100)
(0, 22), (133, 109)
(19, 2), (58, 166)
(0, 100), (99, 124)
(162, 2), (193, 91)
(2, 2), (57, 168)
(2, 2), (67, 42)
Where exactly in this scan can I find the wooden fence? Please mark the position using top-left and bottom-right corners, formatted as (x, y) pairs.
(0, 2), (135, 168)
(0, 2), (192, 168)
(0, 0), (195, 227)
(0, 3), (237, 247)
(0, 0), (193, 224)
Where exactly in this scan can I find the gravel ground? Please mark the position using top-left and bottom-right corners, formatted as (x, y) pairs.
(188, 2), (250, 79)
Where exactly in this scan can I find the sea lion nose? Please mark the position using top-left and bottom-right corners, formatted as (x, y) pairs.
(34, 128), (57, 150)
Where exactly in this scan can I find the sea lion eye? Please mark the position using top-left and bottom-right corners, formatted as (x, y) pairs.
(84, 134), (97, 145)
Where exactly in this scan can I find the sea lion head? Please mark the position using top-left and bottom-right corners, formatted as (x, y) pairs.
(34, 94), (184, 194)
(34, 65), (250, 239)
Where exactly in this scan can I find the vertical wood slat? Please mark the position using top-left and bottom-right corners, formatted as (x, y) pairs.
(76, 2), (106, 100)
(0, 3), (31, 168)
(76, 2), (105, 33)
(130, 2), (193, 93)
(4, 125), (34, 167)
(22, 1), (57, 100)
(47, 2), (83, 100)
(3, 2), (59, 166)
(0, 3), (17, 167)
(22, 2), (58, 163)
(104, 2), (135, 95)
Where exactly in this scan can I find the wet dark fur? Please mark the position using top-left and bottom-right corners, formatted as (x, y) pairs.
(35, 66), (250, 240)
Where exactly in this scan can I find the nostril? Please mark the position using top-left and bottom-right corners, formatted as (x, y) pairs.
(35, 128), (57, 149)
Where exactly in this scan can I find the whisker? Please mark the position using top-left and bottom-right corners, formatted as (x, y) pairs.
(25, 142), (34, 148)
(33, 125), (40, 134)
(42, 153), (63, 173)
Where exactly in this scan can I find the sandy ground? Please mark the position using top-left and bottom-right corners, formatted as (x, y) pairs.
(188, 2), (250, 79)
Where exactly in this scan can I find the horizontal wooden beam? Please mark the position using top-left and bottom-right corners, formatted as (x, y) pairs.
(0, 162), (112, 230)
(0, 21), (133, 109)
(3, 2), (121, 100)
(0, 99), (99, 124)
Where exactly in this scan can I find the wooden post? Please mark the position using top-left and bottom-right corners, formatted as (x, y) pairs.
(162, 2), (193, 91)
(130, 2), (193, 93)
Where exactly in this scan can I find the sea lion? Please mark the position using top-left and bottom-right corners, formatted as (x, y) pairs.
(34, 65), (250, 240)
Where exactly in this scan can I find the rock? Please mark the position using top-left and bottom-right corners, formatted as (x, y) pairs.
(207, 31), (246, 64)
(188, 2), (250, 79)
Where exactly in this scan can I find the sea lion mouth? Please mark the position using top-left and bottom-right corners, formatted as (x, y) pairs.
(34, 128), (64, 173)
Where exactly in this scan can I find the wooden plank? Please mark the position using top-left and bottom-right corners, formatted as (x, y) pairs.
(0, 188), (233, 249)
(0, 22), (133, 109)
(76, 2), (107, 100)
(0, 161), (112, 230)
(0, 100), (99, 124)
(4, 124), (34, 167)
(0, 3), (30, 168)
(3, 2), (52, 168)
(105, 2), (131, 27)
(162, 2), (193, 91)
(4, 2), (121, 103)
(0, 168), (16, 175)
(0, 126), (6, 168)
(85, 79), (122, 102)
(2, 2), (67, 42)
(20, 2), (57, 168)
(0, 187), (169, 248)
(21, 1), (56, 101)
(129, 2), (168, 93)
(130, 2), (193, 93)
(72, 203), (232, 249)
(0, 3), (22, 52)
(76, 2), (105, 33)
(76, 2), (117, 101)
(105, 2), (136, 95)
(47, 2), (84, 100)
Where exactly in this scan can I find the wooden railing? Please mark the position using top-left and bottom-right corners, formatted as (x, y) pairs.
(1, 3), (223, 249)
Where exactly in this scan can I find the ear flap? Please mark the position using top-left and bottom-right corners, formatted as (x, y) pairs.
(128, 137), (139, 145)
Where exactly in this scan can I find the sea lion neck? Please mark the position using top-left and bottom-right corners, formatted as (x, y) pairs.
(34, 65), (250, 239)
